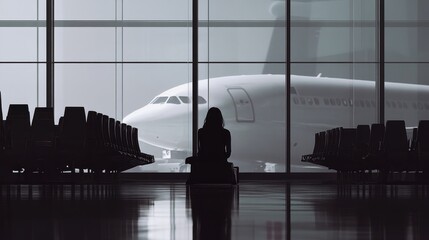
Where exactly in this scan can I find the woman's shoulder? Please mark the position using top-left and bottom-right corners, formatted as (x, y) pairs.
(223, 128), (231, 135)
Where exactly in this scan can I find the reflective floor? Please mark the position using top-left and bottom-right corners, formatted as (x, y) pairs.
(1, 181), (429, 239)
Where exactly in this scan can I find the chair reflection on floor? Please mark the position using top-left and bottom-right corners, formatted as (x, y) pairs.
(0, 183), (148, 240)
(187, 185), (238, 240)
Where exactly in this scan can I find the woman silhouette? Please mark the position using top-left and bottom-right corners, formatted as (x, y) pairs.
(198, 107), (231, 163)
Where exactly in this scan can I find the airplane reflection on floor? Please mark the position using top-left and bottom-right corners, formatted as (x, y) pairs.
(1, 182), (429, 239)
(292, 184), (429, 240)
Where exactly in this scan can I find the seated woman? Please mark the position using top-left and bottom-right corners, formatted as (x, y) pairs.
(187, 107), (236, 184)
(198, 107), (231, 163)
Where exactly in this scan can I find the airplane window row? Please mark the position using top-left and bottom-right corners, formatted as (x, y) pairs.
(293, 96), (429, 110)
(151, 96), (207, 105)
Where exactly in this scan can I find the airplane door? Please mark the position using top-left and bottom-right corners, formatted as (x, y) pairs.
(227, 88), (255, 122)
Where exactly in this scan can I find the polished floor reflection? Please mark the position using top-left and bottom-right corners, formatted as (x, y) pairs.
(1, 181), (429, 239)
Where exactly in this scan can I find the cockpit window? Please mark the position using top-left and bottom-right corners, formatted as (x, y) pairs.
(152, 96), (168, 104)
(198, 96), (207, 104)
(178, 96), (207, 104)
(150, 97), (159, 104)
(179, 96), (190, 103)
(167, 96), (181, 104)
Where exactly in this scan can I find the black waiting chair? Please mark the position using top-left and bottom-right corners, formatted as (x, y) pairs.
(324, 128), (340, 168)
(131, 127), (154, 164)
(0, 92), (4, 173)
(361, 123), (385, 171)
(354, 125), (370, 171)
(381, 120), (411, 176)
(335, 128), (357, 173)
(417, 121), (429, 179)
(56, 107), (87, 173)
(187, 160), (238, 185)
(302, 132), (320, 163)
(3, 104), (31, 173)
(28, 107), (55, 173)
(85, 111), (99, 172)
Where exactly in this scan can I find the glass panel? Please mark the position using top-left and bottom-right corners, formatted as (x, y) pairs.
(0, 28), (38, 61)
(55, 27), (116, 61)
(291, 0), (377, 172)
(292, 0), (376, 21)
(123, 0), (191, 20)
(54, 64), (116, 122)
(122, 64), (191, 172)
(292, 0), (377, 62)
(206, 64), (286, 173)
(386, 0), (429, 21)
(385, 1), (429, 131)
(123, 27), (191, 62)
(39, 0), (47, 20)
(38, 64), (47, 107)
(55, 0), (116, 20)
(0, 0), (38, 20)
(208, 0), (283, 20)
(291, 63), (377, 172)
(206, 0), (284, 62)
(385, 63), (429, 127)
(386, 0), (429, 62)
(0, 64), (39, 118)
(38, 27), (47, 62)
(386, 27), (429, 62)
(203, 0), (288, 173)
(292, 27), (377, 62)
(208, 27), (285, 62)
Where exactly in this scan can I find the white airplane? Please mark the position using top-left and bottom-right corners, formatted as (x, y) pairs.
(123, 74), (429, 172)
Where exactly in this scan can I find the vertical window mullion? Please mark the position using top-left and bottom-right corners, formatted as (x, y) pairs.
(46, 0), (54, 108)
(192, 0), (198, 156)
(286, 0), (291, 174)
(378, 0), (385, 124)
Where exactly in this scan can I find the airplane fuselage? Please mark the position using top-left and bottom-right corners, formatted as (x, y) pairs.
(123, 74), (429, 172)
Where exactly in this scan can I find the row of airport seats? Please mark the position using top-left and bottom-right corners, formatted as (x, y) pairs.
(0, 103), (154, 175)
(301, 120), (429, 182)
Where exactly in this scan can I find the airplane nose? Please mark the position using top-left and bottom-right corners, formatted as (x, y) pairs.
(123, 104), (190, 151)
(123, 105), (157, 145)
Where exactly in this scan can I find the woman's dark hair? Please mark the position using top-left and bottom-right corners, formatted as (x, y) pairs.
(203, 107), (224, 129)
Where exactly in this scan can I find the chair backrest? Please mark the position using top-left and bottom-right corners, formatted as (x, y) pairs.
(121, 123), (131, 152)
(5, 104), (31, 149)
(383, 120), (408, 153)
(131, 127), (141, 154)
(126, 125), (133, 153)
(338, 128), (356, 158)
(311, 132), (320, 155)
(115, 120), (123, 150)
(324, 129), (332, 157)
(417, 120), (429, 153)
(355, 124), (370, 157)
(109, 118), (117, 147)
(7, 104), (30, 120)
(0, 91), (4, 150)
(57, 116), (64, 136)
(31, 107), (55, 146)
(101, 115), (110, 146)
(326, 128), (341, 158)
(85, 111), (99, 148)
(317, 131), (326, 156)
(59, 107), (86, 149)
(368, 123), (385, 154)
(410, 127), (418, 151)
